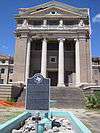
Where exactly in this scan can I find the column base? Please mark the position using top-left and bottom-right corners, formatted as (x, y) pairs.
(75, 82), (80, 87)
(57, 83), (65, 87)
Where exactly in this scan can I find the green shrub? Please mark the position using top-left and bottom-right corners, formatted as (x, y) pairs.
(86, 95), (97, 109)
(86, 91), (100, 109)
(94, 91), (100, 104)
(7, 97), (17, 103)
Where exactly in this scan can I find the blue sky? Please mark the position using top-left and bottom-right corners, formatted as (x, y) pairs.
(0, 0), (100, 57)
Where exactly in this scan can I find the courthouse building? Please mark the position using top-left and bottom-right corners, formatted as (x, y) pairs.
(13, 1), (93, 87)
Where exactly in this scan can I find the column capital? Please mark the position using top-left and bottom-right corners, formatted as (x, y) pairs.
(43, 37), (47, 42)
(20, 33), (29, 38)
(58, 38), (65, 42)
(28, 36), (32, 41)
(74, 37), (87, 42)
(74, 38), (79, 41)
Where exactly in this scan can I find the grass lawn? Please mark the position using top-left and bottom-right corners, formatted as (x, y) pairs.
(0, 106), (24, 124)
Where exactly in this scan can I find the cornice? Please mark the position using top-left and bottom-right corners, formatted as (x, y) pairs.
(17, 1), (88, 18)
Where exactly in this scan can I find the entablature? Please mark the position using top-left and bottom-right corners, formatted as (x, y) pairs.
(15, 29), (89, 40)
(16, 24), (89, 32)
(16, 15), (86, 19)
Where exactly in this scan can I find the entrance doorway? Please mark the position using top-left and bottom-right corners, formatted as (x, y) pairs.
(65, 71), (73, 86)
(47, 71), (58, 86)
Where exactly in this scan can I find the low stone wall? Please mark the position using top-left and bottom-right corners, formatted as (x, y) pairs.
(82, 86), (100, 97)
(0, 111), (91, 133)
(51, 111), (92, 133)
(0, 111), (31, 133)
(67, 112), (91, 133)
(0, 84), (23, 100)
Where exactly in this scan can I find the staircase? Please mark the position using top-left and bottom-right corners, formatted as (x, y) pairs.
(0, 84), (12, 100)
(17, 86), (85, 109)
(50, 87), (85, 109)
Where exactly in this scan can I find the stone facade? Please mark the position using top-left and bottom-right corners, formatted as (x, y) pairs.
(13, 36), (28, 83)
(13, 1), (92, 87)
(79, 39), (92, 84)
(0, 55), (13, 84)
(0, 53), (99, 86)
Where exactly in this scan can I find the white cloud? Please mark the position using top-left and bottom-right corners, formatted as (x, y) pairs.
(93, 14), (100, 23)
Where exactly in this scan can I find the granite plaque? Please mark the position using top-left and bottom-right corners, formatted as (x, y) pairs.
(26, 73), (50, 111)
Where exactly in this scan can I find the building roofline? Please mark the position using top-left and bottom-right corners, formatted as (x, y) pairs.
(0, 54), (13, 60)
(92, 57), (100, 61)
(18, 0), (88, 17)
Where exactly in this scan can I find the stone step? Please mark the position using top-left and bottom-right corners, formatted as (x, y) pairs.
(0, 91), (11, 95)
(0, 94), (11, 98)
(0, 89), (12, 92)
(17, 86), (85, 108)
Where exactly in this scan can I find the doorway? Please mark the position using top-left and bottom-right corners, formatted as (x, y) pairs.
(47, 71), (58, 86)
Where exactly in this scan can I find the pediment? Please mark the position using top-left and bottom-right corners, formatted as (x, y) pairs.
(17, 1), (88, 18)
(28, 7), (83, 17)
(18, 6), (83, 18)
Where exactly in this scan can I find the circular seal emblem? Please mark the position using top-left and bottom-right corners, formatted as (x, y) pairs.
(33, 74), (43, 84)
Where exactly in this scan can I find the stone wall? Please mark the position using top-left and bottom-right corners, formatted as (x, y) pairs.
(79, 39), (92, 84)
(92, 67), (100, 85)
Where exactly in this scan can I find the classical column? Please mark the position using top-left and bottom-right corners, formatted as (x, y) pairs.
(57, 38), (65, 87)
(25, 39), (31, 84)
(41, 38), (47, 78)
(75, 39), (80, 86)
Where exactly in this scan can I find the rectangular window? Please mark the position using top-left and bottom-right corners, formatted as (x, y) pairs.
(0, 79), (4, 84)
(1, 68), (5, 74)
(1, 60), (5, 63)
(9, 68), (13, 73)
(94, 69), (98, 75)
(47, 20), (59, 25)
(49, 56), (57, 63)
(9, 79), (12, 82)
(28, 20), (42, 26)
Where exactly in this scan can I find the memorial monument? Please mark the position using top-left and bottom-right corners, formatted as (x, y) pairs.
(26, 73), (50, 111)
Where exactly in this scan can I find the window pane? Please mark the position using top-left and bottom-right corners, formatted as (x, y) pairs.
(1, 68), (5, 73)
